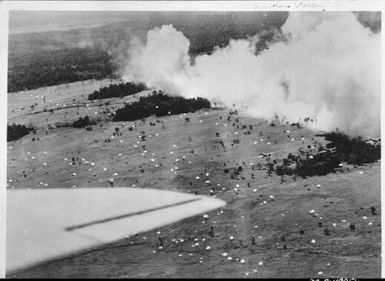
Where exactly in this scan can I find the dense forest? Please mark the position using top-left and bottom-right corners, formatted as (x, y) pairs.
(113, 91), (211, 121)
(88, 82), (147, 100)
(8, 47), (115, 92)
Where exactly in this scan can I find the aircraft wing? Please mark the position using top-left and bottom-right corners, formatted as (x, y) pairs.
(6, 188), (225, 273)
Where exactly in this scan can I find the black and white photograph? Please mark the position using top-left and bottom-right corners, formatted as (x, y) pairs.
(1, 1), (383, 278)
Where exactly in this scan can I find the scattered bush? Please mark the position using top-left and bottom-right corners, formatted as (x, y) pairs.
(294, 152), (341, 177)
(7, 123), (33, 142)
(113, 91), (211, 122)
(72, 116), (97, 128)
(88, 82), (147, 100)
(55, 122), (72, 128)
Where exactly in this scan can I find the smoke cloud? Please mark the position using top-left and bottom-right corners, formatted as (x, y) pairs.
(122, 12), (381, 137)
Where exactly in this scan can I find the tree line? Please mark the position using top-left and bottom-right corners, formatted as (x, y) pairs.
(88, 82), (147, 100)
(113, 91), (211, 122)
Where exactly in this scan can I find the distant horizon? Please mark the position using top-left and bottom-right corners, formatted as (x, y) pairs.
(9, 11), (286, 34)
(9, 10), (380, 35)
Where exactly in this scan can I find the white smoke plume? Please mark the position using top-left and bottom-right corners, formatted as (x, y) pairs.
(122, 12), (381, 138)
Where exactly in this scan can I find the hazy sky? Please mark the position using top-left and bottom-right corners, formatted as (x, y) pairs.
(9, 11), (289, 34)
(9, 11), (140, 34)
(9, 10), (380, 35)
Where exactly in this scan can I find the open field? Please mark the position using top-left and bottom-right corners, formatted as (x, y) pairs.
(7, 80), (381, 278)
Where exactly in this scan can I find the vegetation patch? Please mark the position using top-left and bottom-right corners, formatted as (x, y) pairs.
(7, 124), (34, 142)
(72, 116), (97, 128)
(323, 132), (381, 165)
(88, 82), (147, 100)
(276, 132), (381, 178)
(113, 91), (211, 122)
